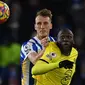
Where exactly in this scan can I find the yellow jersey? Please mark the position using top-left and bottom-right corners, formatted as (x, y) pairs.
(33, 42), (78, 85)
(21, 36), (56, 85)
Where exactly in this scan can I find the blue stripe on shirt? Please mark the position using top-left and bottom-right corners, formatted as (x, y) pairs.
(22, 41), (28, 46)
(20, 57), (24, 64)
(49, 36), (53, 41)
(32, 38), (43, 50)
(32, 42), (38, 52)
(20, 51), (25, 59)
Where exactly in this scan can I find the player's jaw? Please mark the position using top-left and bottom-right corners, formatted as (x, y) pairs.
(62, 41), (72, 48)
(57, 41), (73, 56)
(39, 32), (48, 39)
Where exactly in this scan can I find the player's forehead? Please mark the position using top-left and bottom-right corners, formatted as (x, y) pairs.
(58, 29), (73, 37)
(35, 15), (51, 23)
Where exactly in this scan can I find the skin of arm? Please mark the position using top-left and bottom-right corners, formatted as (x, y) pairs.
(28, 48), (45, 64)
(28, 37), (49, 64)
(31, 60), (59, 75)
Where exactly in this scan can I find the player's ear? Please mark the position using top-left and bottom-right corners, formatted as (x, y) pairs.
(50, 23), (52, 29)
(34, 24), (37, 30)
(72, 39), (75, 46)
(72, 40), (76, 48)
(73, 40), (75, 44)
(72, 36), (75, 44)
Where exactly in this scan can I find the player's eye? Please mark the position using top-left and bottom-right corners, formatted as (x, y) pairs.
(60, 36), (64, 40)
(44, 22), (48, 25)
(37, 22), (41, 25)
(67, 35), (72, 39)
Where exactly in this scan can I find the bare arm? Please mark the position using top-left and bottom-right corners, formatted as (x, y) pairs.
(28, 48), (45, 64)
(28, 37), (49, 64)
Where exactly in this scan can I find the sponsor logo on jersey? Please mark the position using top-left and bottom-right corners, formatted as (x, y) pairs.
(46, 52), (57, 60)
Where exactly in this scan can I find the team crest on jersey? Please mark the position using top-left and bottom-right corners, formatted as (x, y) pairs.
(46, 52), (57, 60)
(24, 43), (31, 55)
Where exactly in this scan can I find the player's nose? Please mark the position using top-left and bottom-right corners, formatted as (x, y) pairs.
(41, 24), (45, 29)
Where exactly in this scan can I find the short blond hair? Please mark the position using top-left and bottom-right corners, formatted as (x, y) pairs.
(36, 8), (52, 21)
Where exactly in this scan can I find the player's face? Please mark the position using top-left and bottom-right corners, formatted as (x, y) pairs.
(35, 15), (52, 39)
(57, 29), (74, 50)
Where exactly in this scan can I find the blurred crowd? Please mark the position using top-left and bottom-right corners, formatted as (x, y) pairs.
(0, 0), (85, 85)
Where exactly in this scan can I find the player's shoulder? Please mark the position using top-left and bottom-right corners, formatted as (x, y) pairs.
(49, 42), (58, 47)
(48, 36), (57, 42)
(21, 37), (36, 46)
(47, 42), (60, 51)
(72, 47), (78, 55)
(21, 41), (31, 50)
(49, 41), (56, 46)
(20, 39), (33, 51)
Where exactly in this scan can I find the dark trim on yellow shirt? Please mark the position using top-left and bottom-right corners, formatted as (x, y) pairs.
(39, 59), (49, 64)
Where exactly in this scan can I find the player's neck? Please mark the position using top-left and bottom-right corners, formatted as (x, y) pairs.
(36, 35), (48, 40)
(62, 51), (71, 56)
(61, 47), (72, 56)
(57, 43), (72, 56)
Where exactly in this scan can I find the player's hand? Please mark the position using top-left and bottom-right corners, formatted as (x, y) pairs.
(41, 37), (49, 47)
(59, 60), (74, 69)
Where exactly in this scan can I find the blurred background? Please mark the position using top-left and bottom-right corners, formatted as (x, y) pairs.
(0, 0), (85, 85)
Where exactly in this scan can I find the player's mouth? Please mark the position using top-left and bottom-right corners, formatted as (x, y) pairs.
(40, 30), (46, 33)
(62, 42), (70, 46)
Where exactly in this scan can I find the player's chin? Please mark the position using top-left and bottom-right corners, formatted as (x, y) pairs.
(41, 34), (48, 38)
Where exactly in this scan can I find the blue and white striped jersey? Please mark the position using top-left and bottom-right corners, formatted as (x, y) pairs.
(20, 36), (56, 85)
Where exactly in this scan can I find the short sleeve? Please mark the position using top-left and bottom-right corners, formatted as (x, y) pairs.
(20, 41), (37, 63)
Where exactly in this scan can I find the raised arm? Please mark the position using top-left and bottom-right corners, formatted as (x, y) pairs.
(20, 41), (45, 65)
(31, 59), (59, 75)
(20, 37), (49, 64)
(32, 57), (75, 75)
(28, 49), (45, 64)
